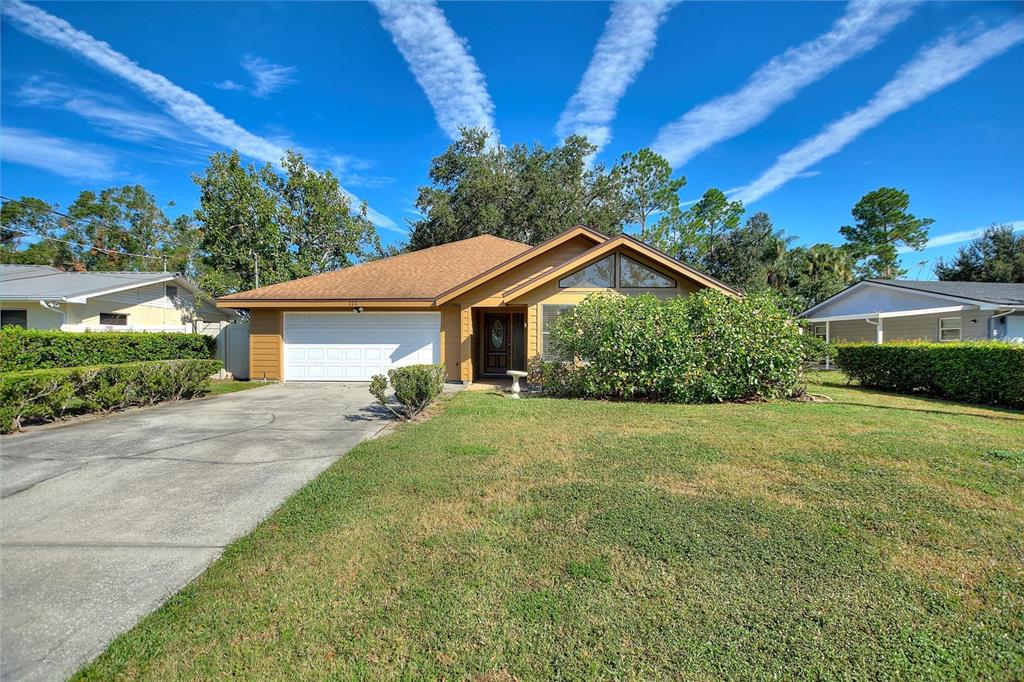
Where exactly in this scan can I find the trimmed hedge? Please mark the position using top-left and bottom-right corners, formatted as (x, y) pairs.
(0, 359), (222, 433)
(833, 341), (1024, 408)
(0, 327), (216, 373)
(369, 364), (446, 419)
(532, 290), (811, 403)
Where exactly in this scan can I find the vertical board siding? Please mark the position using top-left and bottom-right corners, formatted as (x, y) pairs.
(459, 306), (473, 382)
(441, 307), (461, 381)
(249, 309), (282, 380)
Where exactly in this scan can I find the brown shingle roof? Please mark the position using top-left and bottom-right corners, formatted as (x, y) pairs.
(219, 235), (530, 301)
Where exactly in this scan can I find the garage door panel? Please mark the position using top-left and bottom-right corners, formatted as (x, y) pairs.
(283, 312), (440, 382)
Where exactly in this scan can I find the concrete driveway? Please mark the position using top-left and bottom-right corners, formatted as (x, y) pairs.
(0, 382), (390, 682)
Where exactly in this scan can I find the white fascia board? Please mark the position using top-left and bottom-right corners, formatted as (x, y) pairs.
(800, 280), (998, 318)
(65, 274), (182, 303)
(804, 304), (976, 322)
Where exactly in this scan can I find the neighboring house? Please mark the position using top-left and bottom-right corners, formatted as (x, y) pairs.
(801, 279), (1024, 345)
(0, 264), (236, 332)
(216, 225), (738, 383)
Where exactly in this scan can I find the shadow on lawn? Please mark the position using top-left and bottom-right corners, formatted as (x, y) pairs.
(825, 384), (1024, 421)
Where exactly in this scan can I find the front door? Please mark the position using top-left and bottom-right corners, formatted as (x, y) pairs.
(483, 313), (510, 376)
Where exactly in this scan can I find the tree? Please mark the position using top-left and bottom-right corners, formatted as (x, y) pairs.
(193, 150), (379, 297)
(839, 187), (933, 279)
(2, 190), (179, 271)
(0, 196), (76, 267)
(408, 128), (629, 249)
(617, 148), (686, 233)
(781, 243), (853, 310)
(640, 188), (744, 263)
(933, 224), (1024, 283)
(703, 211), (790, 292)
(273, 151), (380, 277)
(65, 185), (176, 271)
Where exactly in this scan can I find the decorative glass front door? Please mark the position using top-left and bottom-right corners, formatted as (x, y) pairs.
(483, 313), (511, 375)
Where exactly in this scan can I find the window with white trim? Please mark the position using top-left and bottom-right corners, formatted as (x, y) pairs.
(558, 255), (615, 288)
(938, 317), (961, 342)
(100, 312), (128, 326)
(542, 304), (575, 359)
(813, 325), (827, 341)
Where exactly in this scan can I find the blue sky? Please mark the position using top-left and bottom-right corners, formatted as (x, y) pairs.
(2, 0), (1022, 277)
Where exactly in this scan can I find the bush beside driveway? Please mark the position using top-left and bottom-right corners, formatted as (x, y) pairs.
(73, 374), (1024, 680)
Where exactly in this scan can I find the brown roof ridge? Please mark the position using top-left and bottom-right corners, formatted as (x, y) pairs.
(432, 225), (609, 304)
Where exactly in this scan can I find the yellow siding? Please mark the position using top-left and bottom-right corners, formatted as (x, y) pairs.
(440, 306), (461, 380)
(69, 300), (188, 327)
(249, 309), (282, 381)
(67, 284), (232, 328)
(459, 306), (473, 382)
(0, 301), (63, 329)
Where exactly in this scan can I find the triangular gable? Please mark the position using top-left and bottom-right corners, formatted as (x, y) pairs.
(801, 281), (984, 320)
(501, 233), (740, 301)
(433, 225), (608, 305)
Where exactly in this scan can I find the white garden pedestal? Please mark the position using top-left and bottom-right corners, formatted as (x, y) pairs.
(506, 370), (528, 399)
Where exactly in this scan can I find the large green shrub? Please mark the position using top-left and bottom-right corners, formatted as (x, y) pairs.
(369, 364), (446, 419)
(532, 291), (809, 403)
(833, 341), (1024, 408)
(0, 359), (222, 433)
(0, 327), (216, 373)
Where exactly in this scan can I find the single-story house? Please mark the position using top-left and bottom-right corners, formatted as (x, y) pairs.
(216, 225), (739, 383)
(800, 279), (1024, 345)
(0, 264), (236, 332)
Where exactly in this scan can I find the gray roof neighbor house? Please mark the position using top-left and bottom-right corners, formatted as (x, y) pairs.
(0, 265), (196, 302)
(800, 279), (1024, 345)
(1, 264), (234, 331)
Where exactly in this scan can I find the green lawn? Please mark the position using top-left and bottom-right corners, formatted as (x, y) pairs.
(78, 374), (1024, 680)
(203, 379), (273, 396)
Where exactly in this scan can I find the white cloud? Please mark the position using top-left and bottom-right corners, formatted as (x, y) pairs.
(241, 55), (298, 98)
(899, 220), (1024, 253)
(2, 0), (398, 230)
(373, 0), (497, 140)
(732, 17), (1024, 205)
(19, 78), (197, 147)
(328, 154), (395, 189)
(213, 79), (245, 91)
(652, 0), (915, 167)
(2, 127), (119, 180)
(556, 0), (677, 152)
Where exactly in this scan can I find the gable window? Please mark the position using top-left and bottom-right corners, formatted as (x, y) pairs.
(938, 317), (961, 342)
(542, 304), (575, 359)
(558, 254), (615, 288)
(1, 309), (28, 328)
(100, 312), (128, 326)
(165, 284), (179, 299)
(619, 254), (676, 288)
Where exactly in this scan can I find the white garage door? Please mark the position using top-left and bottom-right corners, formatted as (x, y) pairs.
(283, 312), (440, 382)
